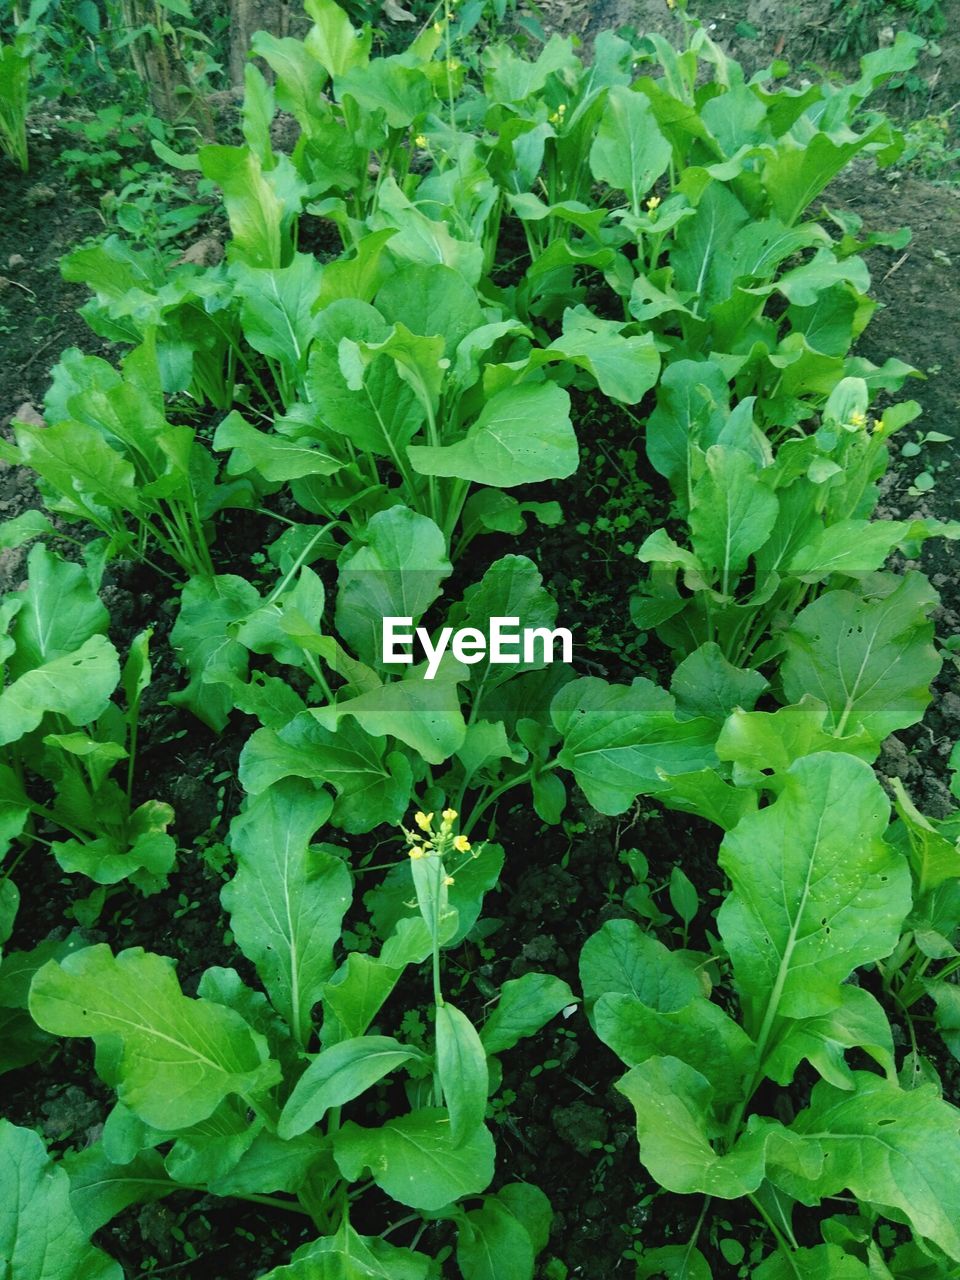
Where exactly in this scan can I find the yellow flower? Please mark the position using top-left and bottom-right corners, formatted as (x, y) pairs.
(453, 834), (471, 853)
(849, 410), (867, 430)
(871, 415), (886, 434)
(414, 133), (427, 148)
(557, 103), (566, 115)
(646, 195), (661, 211)
(415, 811), (434, 833)
(433, 20), (443, 32)
(443, 875), (455, 886)
(409, 846), (426, 860)
(447, 58), (460, 72)
(666, 0), (676, 8)
(442, 808), (458, 823)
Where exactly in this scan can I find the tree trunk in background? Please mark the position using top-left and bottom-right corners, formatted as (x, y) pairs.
(228, 0), (296, 86)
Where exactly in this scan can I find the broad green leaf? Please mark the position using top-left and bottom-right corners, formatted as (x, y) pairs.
(645, 359), (730, 500)
(541, 308), (660, 404)
(762, 129), (891, 228)
(333, 1108), (494, 1210)
(335, 506), (451, 668)
(457, 1196), (536, 1280)
(12, 419), (141, 521)
(29, 945), (278, 1128)
(197, 966), (300, 1081)
(341, 323), (446, 417)
(408, 383), (576, 488)
(231, 254), (325, 376)
(0, 635), (119, 746)
(552, 677), (717, 814)
(690, 447), (778, 589)
(437, 1002), (488, 1145)
(169, 573), (261, 732)
(241, 61), (276, 163)
(313, 661), (467, 765)
(322, 954), (403, 1043)
(199, 145), (284, 267)
(250, 32), (325, 139)
(717, 753), (910, 1031)
(781, 572), (940, 742)
(656, 768), (758, 831)
(318, 229), (397, 306)
(0, 1121), (122, 1280)
(162, 1101), (261, 1190)
(0, 509), (55, 550)
(483, 34), (577, 104)
(456, 719), (525, 779)
(579, 919), (701, 1009)
(764, 984), (895, 1090)
(52, 818), (176, 887)
(305, 0), (370, 77)
(448, 554), (561, 700)
(617, 1057), (783, 1197)
(340, 57), (431, 128)
(670, 642), (767, 724)
(479, 973), (575, 1055)
(223, 780), (352, 1046)
(63, 1145), (173, 1234)
(890, 777), (960, 896)
(8, 543), (108, 675)
(307, 301), (425, 458)
(753, 1246), (871, 1280)
(788, 518), (922, 580)
(596, 990), (753, 1111)
(779, 1073), (960, 1262)
(267, 1221), (431, 1279)
(716, 695), (876, 774)
(589, 84), (671, 212)
(203, 1126), (324, 1197)
(374, 177), (483, 284)
(239, 714), (412, 834)
(376, 263), (484, 360)
(672, 182), (752, 300)
(278, 1037), (422, 1138)
(214, 411), (342, 482)
(635, 1245), (712, 1280)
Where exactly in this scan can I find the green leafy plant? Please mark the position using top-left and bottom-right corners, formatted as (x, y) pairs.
(0, 338), (251, 578)
(0, 29), (32, 170)
(583, 752), (960, 1275)
(0, 540), (176, 954)
(3, 4), (960, 1274)
(19, 788), (571, 1276)
(633, 375), (960, 669)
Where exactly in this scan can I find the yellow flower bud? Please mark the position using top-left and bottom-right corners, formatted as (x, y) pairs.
(871, 415), (886, 434)
(444, 875), (455, 886)
(414, 134), (427, 148)
(849, 410), (867, 430)
(415, 811), (434, 832)
(433, 20), (442, 32)
(453, 835), (471, 853)
(409, 846), (426, 859)
(646, 195), (661, 211)
(442, 808), (458, 823)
